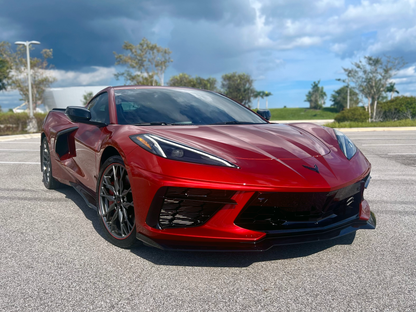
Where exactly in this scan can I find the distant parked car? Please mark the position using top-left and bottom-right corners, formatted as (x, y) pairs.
(41, 86), (376, 251)
(257, 109), (271, 120)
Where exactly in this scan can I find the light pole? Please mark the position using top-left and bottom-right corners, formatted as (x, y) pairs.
(15, 40), (40, 132)
(347, 75), (350, 109)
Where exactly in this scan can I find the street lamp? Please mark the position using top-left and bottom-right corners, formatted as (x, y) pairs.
(15, 41), (40, 132)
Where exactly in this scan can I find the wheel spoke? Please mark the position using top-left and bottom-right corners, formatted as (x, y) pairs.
(103, 202), (116, 217)
(122, 207), (134, 232)
(99, 162), (135, 240)
(110, 209), (119, 224)
(119, 167), (125, 192)
(121, 201), (133, 209)
(121, 188), (131, 197)
(113, 166), (119, 194)
(100, 186), (115, 201)
(103, 176), (116, 194)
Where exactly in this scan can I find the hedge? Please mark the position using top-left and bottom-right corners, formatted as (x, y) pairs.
(334, 107), (369, 123)
(0, 112), (47, 135)
(378, 96), (416, 120)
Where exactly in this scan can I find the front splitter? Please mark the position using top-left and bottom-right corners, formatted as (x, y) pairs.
(136, 212), (376, 252)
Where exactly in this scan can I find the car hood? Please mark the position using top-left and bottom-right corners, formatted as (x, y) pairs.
(147, 123), (331, 162)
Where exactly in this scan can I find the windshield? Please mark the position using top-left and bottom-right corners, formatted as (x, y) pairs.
(114, 88), (267, 125)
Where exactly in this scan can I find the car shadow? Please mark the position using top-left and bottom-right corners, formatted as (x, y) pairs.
(54, 185), (107, 239)
(55, 184), (357, 268)
(129, 233), (356, 267)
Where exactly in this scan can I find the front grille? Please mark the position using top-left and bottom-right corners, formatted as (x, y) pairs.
(158, 187), (236, 229)
(234, 180), (364, 232)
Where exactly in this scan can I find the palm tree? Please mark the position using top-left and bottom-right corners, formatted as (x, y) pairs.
(264, 91), (273, 109)
(385, 82), (399, 100)
(305, 80), (326, 109)
(253, 91), (265, 109)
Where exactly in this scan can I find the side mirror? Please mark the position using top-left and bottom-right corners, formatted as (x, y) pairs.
(257, 109), (271, 121)
(65, 106), (92, 123)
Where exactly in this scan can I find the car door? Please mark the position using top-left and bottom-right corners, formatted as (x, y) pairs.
(72, 92), (110, 192)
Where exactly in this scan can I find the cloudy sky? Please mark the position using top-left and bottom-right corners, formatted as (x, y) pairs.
(1, 0), (416, 110)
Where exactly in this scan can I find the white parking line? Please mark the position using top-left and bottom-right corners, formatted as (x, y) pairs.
(0, 142), (39, 144)
(362, 144), (416, 146)
(0, 149), (39, 151)
(0, 161), (40, 164)
(387, 153), (416, 155)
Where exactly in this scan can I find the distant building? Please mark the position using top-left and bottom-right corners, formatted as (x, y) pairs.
(13, 102), (47, 113)
(43, 86), (108, 111)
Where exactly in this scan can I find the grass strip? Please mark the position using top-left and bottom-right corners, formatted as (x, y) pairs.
(324, 119), (416, 128)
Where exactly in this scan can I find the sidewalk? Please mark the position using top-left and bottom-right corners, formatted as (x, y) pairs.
(269, 120), (416, 132)
(0, 133), (41, 142)
(270, 119), (333, 126)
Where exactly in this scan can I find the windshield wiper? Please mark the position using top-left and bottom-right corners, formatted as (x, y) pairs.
(134, 122), (170, 126)
(211, 121), (256, 125)
(134, 122), (192, 126)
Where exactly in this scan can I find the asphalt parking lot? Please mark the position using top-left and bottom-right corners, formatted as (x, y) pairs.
(1, 130), (415, 312)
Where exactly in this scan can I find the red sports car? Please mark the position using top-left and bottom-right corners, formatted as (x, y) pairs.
(41, 86), (376, 251)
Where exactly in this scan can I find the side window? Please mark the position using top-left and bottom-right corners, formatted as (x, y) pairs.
(88, 92), (109, 124)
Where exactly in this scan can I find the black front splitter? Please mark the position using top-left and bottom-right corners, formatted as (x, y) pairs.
(136, 212), (376, 252)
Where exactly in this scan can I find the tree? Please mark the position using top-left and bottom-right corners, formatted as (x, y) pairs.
(253, 91), (265, 109)
(330, 86), (360, 112)
(167, 73), (218, 91)
(264, 91), (273, 109)
(220, 72), (256, 107)
(81, 91), (94, 106)
(0, 41), (56, 111)
(343, 56), (405, 120)
(336, 69), (354, 109)
(0, 58), (10, 91)
(385, 82), (399, 100)
(379, 96), (416, 121)
(114, 38), (172, 86)
(305, 80), (326, 109)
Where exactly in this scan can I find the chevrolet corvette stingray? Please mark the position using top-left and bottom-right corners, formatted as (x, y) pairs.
(40, 86), (376, 251)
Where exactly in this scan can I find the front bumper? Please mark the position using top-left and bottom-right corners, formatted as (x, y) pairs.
(136, 211), (376, 251)
(127, 154), (375, 252)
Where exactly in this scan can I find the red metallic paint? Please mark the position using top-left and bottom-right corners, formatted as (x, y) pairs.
(41, 86), (375, 250)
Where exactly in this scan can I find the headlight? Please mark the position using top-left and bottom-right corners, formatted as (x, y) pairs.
(334, 129), (357, 160)
(130, 134), (239, 168)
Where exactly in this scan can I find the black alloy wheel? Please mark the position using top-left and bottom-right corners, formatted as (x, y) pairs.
(42, 137), (59, 189)
(97, 156), (136, 248)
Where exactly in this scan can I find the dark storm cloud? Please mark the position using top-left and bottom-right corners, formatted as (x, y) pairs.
(0, 0), (255, 71)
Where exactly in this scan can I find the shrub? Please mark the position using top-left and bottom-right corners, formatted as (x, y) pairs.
(334, 107), (369, 123)
(0, 112), (47, 134)
(34, 112), (48, 129)
(378, 96), (416, 121)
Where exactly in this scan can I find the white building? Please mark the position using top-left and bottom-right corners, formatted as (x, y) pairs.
(43, 86), (108, 111)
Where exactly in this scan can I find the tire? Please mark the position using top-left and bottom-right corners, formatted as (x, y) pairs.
(41, 137), (60, 189)
(97, 155), (137, 248)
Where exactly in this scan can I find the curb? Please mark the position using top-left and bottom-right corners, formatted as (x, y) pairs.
(333, 127), (416, 132)
(0, 133), (41, 142)
(270, 121), (416, 132)
(270, 120), (333, 126)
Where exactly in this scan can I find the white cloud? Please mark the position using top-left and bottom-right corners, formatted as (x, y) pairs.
(50, 66), (116, 87)
(367, 25), (416, 55)
(387, 64), (416, 94)
(316, 0), (344, 10)
(396, 66), (416, 77)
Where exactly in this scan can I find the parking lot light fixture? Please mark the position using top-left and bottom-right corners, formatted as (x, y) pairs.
(14, 41), (40, 132)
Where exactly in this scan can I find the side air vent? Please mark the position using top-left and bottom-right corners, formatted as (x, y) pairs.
(55, 127), (78, 160)
(154, 187), (236, 229)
